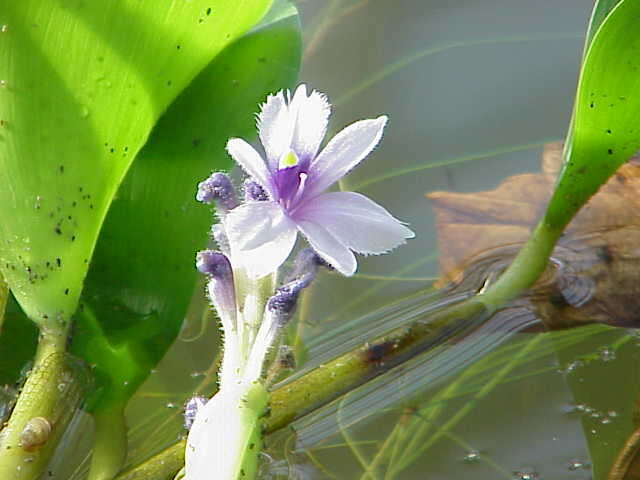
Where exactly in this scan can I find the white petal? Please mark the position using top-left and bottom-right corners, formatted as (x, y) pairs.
(289, 84), (331, 161)
(225, 202), (298, 278)
(305, 116), (388, 197)
(297, 220), (357, 276)
(226, 138), (274, 198)
(257, 90), (295, 169)
(295, 192), (414, 254)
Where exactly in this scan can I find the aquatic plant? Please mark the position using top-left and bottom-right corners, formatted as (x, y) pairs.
(1, 0), (640, 479)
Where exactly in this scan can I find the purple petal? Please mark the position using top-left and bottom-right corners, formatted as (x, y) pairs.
(225, 202), (298, 277)
(304, 116), (388, 197)
(295, 192), (414, 254)
(297, 220), (357, 276)
(289, 85), (331, 162)
(226, 138), (274, 198)
(257, 90), (295, 170)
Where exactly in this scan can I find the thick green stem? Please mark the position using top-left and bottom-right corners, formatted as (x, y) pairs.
(87, 405), (128, 480)
(0, 324), (87, 479)
(478, 220), (562, 308)
(0, 272), (8, 333)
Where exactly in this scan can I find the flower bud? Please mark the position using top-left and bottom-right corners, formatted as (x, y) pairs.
(196, 172), (238, 212)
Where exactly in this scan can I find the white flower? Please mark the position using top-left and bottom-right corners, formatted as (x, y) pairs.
(225, 84), (414, 277)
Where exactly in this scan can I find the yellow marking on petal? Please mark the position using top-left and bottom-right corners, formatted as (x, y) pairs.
(279, 150), (299, 169)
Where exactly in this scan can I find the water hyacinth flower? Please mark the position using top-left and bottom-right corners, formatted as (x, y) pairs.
(225, 84), (414, 278)
(186, 85), (415, 480)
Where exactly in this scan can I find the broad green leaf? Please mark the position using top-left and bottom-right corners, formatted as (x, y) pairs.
(0, 0), (271, 327)
(71, 7), (302, 411)
(545, 0), (640, 230)
(585, 0), (622, 47)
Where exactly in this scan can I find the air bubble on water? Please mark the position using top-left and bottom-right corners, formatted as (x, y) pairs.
(80, 106), (89, 118)
(561, 360), (584, 374)
(166, 402), (177, 409)
(463, 450), (480, 463)
(608, 410), (618, 417)
(1, 25), (7, 33)
(0, 80), (7, 88)
(512, 469), (539, 480)
(568, 459), (590, 471)
(599, 346), (616, 362)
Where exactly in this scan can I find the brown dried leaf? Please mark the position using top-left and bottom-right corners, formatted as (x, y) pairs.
(427, 142), (640, 329)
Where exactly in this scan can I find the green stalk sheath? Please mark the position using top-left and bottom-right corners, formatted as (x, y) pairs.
(88, 405), (128, 480)
(0, 326), (87, 479)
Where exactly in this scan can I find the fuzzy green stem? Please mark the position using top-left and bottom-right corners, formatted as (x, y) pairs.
(0, 324), (86, 479)
(87, 405), (128, 480)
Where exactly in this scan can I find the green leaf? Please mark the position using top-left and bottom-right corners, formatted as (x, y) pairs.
(585, 0), (622, 47)
(71, 7), (302, 411)
(544, 0), (640, 231)
(0, 0), (271, 328)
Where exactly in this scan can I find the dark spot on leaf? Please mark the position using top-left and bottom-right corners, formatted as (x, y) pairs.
(206, 7), (212, 15)
(56, 258), (61, 267)
(54, 226), (62, 235)
(64, 288), (69, 295)
(590, 102), (594, 108)
(58, 165), (64, 174)
(608, 148), (614, 155)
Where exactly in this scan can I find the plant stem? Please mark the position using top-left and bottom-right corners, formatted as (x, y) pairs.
(87, 405), (128, 480)
(0, 272), (8, 333)
(478, 221), (561, 309)
(0, 324), (87, 479)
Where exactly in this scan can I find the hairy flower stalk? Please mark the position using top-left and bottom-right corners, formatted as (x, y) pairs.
(185, 85), (414, 480)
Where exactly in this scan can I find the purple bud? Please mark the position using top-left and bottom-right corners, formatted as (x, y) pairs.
(183, 395), (206, 431)
(243, 179), (269, 202)
(196, 172), (238, 211)
(196, 251), (237, 328)
(196, 250), (233, 278)
(267, 274), (314, 324)
(287, 248), (329, 282)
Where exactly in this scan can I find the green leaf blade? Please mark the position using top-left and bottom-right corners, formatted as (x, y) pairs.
(545, 0), (640, 230)
(71, 6), (302, 411)
(0, 0), (272, 326)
